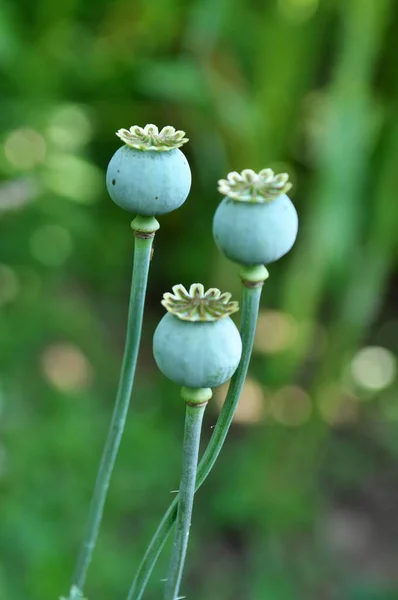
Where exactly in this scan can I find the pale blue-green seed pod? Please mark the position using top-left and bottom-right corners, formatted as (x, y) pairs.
(213, 168), (298, 265)
(106, 124), (191, 216)
(153, 284), (242, 389)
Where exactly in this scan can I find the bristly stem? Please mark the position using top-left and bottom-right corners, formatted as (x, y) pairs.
(127, 266), (267, 600)
(70, 215), (159, 596)
(164, 388), (211, 600)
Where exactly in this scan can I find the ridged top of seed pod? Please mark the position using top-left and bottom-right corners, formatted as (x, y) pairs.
(162, 284), (239, 322)
(116, 124), (188, 151)
(218, 168), (292, 203)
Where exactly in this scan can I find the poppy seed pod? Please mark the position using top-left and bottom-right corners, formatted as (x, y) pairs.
(213, 168), (298, 265)
(153, 284), (242, 389)
(106, 124), (192, 216)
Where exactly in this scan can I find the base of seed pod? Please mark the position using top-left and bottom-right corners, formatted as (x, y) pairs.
(239, 264), (269, 285)
(106, 146), (191, 216)
(153, 313), (242, 389)
(181, 387), (213, 405)
(131, 215), (160, 235)
(213, 194), (298, 265)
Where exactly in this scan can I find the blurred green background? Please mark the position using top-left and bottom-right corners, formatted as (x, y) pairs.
(1, 0), (398, 598)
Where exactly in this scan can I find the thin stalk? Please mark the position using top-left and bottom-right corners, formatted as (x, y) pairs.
(164, 396), (208, 600)
(127, 267), (266, 600)
(71, 216), (159, 595)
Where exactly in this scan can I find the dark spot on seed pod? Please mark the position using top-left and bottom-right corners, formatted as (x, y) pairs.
(112, 179), (116, 185)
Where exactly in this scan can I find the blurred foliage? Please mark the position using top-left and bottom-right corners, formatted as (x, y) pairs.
(1, 0), (398, 598)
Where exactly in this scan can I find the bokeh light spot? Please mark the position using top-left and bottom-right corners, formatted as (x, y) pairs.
(4, 128), (46, 169)
(351, 346), (396, 391)
(30, 225), (72, 266)
(318, 384), (359, 426)
(254, 310), (298, 354)
(0, 264), (20, 306)
(215, 378), (268, 424)
(47, 104), (92, 150)
(234, 378), (266, 424)
(278, 0), (319, 22)
(41, 343), (93, 392)
(0, 177), (40, 212)
(271, 386), (312, 426)
(44, 154), (102, 203)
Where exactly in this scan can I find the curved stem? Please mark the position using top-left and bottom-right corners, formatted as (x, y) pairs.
(71, 217), (158, 595)
(164, 392), (209, 600)
(127, 277), (265, 600)
(196, 282), (263, 483)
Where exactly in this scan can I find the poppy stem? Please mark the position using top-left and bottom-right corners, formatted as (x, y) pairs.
(163, 388), (211, 600)
(68, 216), (159, 598)
(126, 267), (268, 600)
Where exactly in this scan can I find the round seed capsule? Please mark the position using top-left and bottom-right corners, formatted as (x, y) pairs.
(153, 284), (242, 389)
(213, 168), (298, 265)
(106, 124), (191, 216)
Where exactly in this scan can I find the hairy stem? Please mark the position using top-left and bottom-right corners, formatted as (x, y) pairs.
(127, 273), (266, 600)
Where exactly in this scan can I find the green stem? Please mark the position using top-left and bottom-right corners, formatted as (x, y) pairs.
(71, 216), (159, 594)
(127, 271), (266, 600)
(164, 389), (210, 600)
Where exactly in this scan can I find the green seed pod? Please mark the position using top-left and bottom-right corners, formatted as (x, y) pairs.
(106, 124), (191, 216)
(153, 284), (242, 389)
(213, 168), (298, 265)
